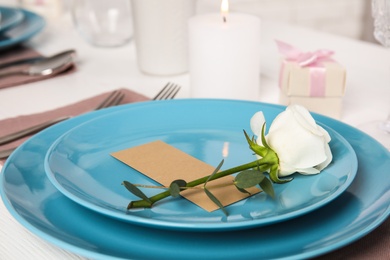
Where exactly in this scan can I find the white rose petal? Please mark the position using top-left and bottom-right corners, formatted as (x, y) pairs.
(250, 104), (332, 177)
(250, 111), (265, 137)
(288, 105), (324, 137)
(315, 142), (333, 171)
(317, 124), (331, 143)
(267, 121), (328, 176)
(279, 164), (320, 175)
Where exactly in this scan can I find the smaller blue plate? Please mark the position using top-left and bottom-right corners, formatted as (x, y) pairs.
(44, 100), (358, 231)
(0, 9), (45, 50)
(0, 6), (24, 34)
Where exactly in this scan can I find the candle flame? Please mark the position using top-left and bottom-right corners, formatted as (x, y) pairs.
(221, 0), (229, 23)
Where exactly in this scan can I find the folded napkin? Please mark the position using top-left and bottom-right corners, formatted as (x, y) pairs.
(0, 45), (76, 89)
(0, 88), (149, 163)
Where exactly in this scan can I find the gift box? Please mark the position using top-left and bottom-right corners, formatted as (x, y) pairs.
(276, 41), (346, 118)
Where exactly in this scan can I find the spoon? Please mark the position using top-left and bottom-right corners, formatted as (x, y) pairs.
(0, 49), (76, 70)
(0, 49), (76, 78)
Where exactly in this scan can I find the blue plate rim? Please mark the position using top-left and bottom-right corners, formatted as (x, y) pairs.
(0, 8), (45, 49)
(0, 6), (24, 34)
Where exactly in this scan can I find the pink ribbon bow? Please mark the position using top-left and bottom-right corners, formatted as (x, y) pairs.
(276, 40), (334, 97)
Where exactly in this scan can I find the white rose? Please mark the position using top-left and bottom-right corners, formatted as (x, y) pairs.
(250, 105), (332, 177)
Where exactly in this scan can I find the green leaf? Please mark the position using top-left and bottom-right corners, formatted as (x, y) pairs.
(122, 181), (152, 203)
(269, 165), (293, 184)
(171, 179), (187, 188)
(243, 130), (255, 147)
(234, 185), (252, 195)
(204, 187), (228, 216)
(169, 179), (187, 197)
(234, 170), (265, 189)
(259, 176), (275, 198)
(205, 159), (224, 185)
(203, 159), (228, 215)
(243, 130), (268, 157)
(162, 179), (186, 198)
(169, 182), (181, 197)
(260, 123), (271, 149)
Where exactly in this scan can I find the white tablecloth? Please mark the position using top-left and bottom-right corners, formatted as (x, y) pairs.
(0, 10), (389, 260)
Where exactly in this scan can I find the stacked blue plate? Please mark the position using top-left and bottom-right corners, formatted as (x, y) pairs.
(1, 99), (389, 259)
(0, 6), (45, 50)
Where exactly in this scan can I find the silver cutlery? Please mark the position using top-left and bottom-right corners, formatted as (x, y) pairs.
(0, 49), (76, 70)
(0, 83), (181, 159)
(153, 82), (181, 100)
(0, 49), (76, 78)
(0, 90), (125, 147)
(0, 90), (123, 159)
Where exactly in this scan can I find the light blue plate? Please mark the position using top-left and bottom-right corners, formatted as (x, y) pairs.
(44, 100), (357, 231)
(0, 9), (45, 50)
(0, 6), (24, 34)
(1, 100), (389, 260)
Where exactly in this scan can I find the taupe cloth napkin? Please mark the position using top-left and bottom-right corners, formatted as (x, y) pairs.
(0, 88), (149, 162)
(0, 46), (75, 89)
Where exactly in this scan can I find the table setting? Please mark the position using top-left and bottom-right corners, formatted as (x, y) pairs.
(0, 0), (389, 259)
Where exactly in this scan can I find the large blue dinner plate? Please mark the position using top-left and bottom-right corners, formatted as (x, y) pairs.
(0, 9), (45, 50)
(1, 100), (389, 260)
(0, 6), (24, 34)
(44, 100), (357, 231)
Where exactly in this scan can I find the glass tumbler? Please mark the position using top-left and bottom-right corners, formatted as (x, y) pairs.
(71, 0), (133, 47)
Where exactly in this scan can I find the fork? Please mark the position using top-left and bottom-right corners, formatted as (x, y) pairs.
(153, 82), (181, 100)
(0, 83), (180, 159)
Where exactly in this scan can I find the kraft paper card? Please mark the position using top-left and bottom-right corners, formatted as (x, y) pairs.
(111, 140), (260, 212)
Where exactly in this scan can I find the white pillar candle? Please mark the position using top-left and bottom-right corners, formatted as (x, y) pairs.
(188, 9), (261, 100)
